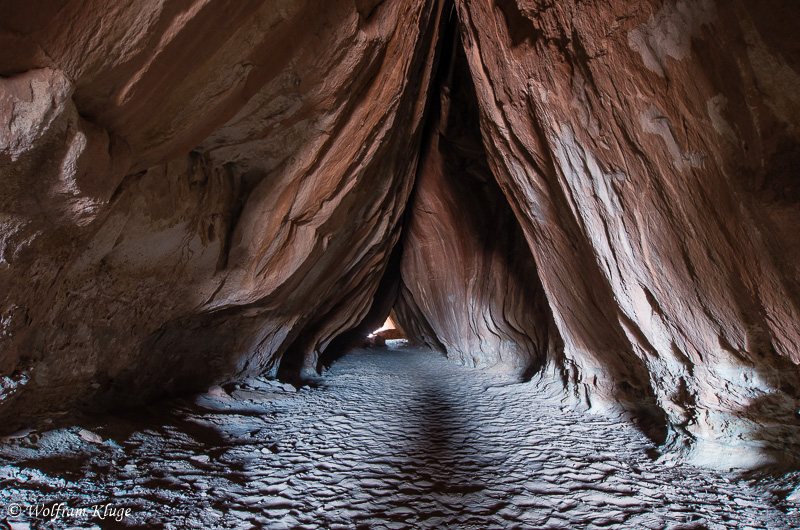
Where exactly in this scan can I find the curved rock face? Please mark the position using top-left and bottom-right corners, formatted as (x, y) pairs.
(455, 0), (800, 466)
(1, 0), (799, 468)
(0, 0), (446, 427)
(394, 34), (559, 371)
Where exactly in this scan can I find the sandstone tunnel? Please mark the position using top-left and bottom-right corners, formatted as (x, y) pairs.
(1, 1), (800, 528)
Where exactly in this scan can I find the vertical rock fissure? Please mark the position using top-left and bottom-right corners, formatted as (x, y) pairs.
(393, 13), (559, 375)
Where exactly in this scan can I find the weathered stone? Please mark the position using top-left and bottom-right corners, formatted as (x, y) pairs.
(0, 0), (447, 428)
(455, 0), (800, 466)
(77, 428), (102, 444)
(1, 0), (799, 470)
(394, 36), (558, 372)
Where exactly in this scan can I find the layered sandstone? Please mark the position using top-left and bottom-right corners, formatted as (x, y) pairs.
(1, 0), (799, 469)
(0, 0), (446, 428)
(455, 0), (800, 466)
(394, 35), (559, 372)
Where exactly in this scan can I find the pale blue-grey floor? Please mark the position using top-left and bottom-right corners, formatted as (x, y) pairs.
(1, 341), (798, 529)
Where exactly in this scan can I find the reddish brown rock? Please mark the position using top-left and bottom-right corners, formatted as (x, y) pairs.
(1, 0), (799, 469)
(0, 0), (447, 427)
(455, 0), (800, 466)
(394, 36), (559, 372)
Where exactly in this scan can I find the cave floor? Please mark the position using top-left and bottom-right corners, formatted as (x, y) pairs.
(1, 341), (799, 529)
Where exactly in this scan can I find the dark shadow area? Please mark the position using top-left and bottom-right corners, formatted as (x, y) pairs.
(628, 405), (670, 447)
(736, 390), (800, 474)
(316, 241), (405, 372)
(404, 379), (488, 496)
(326, 343), (499, 528)
(0, 391), (280, 528)
(733, 388), (800, 517)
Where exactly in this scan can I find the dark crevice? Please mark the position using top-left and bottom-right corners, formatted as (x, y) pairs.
(307, 1), (458, 369)
(316, 240), (405, 372)
(274, 2), (457, 382)
(494, 0), (539, 47)
(391, 10), (556, 376)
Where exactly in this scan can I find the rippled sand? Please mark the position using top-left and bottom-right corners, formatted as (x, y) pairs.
(2, 341), (799, 529)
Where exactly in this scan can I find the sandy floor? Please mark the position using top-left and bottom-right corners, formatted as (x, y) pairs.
(1, 341), (799, 529)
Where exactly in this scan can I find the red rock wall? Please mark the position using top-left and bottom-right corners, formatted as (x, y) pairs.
(0, 0), (446, 427)
(394, 35), (558, 372)
(1, 0), (799, 468)
(455, 0), (800, 466)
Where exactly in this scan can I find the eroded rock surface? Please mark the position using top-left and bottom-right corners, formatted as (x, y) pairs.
(394, 35), (559, 371)
(452, 0), (800, 466)
(0, 0), (446, 427)
(1, 0), (800, 469)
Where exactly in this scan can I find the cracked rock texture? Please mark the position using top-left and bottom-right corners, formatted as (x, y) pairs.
(1, 0), (800, 469)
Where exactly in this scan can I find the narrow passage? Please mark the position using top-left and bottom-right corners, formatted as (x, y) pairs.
(1, 342), (797, 529)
